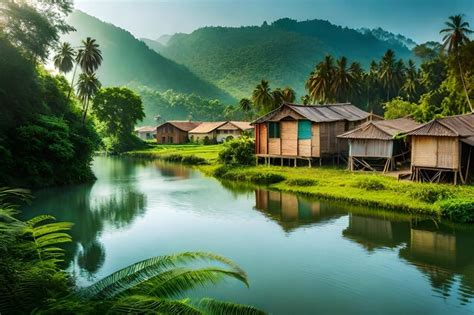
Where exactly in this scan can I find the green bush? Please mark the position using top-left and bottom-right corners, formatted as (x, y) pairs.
(249, 173), (285, 185)
(181, 155), (208, 165)
(218, 136), (255, 166)
(353, 176), (387, 191)
(213, 165), (231, 178)
(408, 184), (453, 203)
(286, 178), (318, 186)
(439, 199), (474, 223)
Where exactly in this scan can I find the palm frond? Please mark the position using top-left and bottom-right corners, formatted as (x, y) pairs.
(139, 267), (248, 298)
(80, 252), (246, 300)
(110, 295), (202, 315)
(197, 298), (266, 315)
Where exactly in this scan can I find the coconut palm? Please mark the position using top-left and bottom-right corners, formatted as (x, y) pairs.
(252, 80), (274, 112)
(76, 252), (264, 314)
(401, 59), (419, 102)
(239, 98), (252, 112)
(272, 88), (284, 109)
(331, 57), (354, 102)
(440, 14), (473, 111)
(366, 60), (380, 111)
(53, 42), (75, 74)
(76, 72), (101, 124)
(306, 55), (335, 103)
(379, 49), (397, 101)
(348, 61), (363, 102)
(68, 37), (103, 100)
(281, 87), (296, 103)
(301, 94), (311, 105)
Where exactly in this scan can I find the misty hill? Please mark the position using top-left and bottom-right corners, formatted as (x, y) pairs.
(64, 11), (234, 102)
(148, 18), (414, 99)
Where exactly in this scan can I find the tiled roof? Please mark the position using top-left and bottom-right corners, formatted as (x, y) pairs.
(189, 121), (227, 133)
(159, 121), (201, 132)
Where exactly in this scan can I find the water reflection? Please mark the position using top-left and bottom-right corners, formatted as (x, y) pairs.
(254, 189), (474, 306)
(22, 157), (148, 278)
(254, 189), (346, 231)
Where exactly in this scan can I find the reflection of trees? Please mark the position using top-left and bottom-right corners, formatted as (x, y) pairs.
(254, 189), (346, 232)
(342, 214), (474, 305)
(155, 161), (192, 179)
(21, 157), (148, 278)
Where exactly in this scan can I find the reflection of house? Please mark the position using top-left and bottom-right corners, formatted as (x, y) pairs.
(251, 103), (377, 166)
(338, 118), (419, 172)
(188, 121), (253, 143)
(342, 214), (410, 251)
(135, 126), (157, 140)
(405, 113), (474, 184)
(254, 189), (345, 231)
(156, 121), (201, 144)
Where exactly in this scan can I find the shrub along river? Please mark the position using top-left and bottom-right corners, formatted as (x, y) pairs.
(22, 156), (474, 314)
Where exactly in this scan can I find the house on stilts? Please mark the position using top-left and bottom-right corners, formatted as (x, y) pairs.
(404, 113), (474, 184)
(251, 102), (378, 166)
(337, 117), (420, 173)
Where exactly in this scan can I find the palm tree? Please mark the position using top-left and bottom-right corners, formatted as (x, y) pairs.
(76, 72), (101, 124)
(348, 61), (363, 102)
(379, 49), (396, 101)
(75, 252), (264, 314)
(331, 57), (354, 102)
(239, 98), (252, 118)
(272, 88), (284, 108)
(281, 87), (296, 103)
(53, 42), (75, 74)
(366, 60), (379, 111)
(252, 80), (274, 112)
(68, 37), (103, 100)
(440, 14), (473, 111)
(306, 55), (335, 103)
(301, 94), (311, 105)
(401, 59), (419, 102)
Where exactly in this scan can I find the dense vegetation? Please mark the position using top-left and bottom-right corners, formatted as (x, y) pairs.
(147, 18), (413, 100)
(64, 10), (234, 103)
(0, 1), (99, 188)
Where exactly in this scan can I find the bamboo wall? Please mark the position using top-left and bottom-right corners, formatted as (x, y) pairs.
(411, 136), (459, 169)
(281, 121), (298, 156)
(350, 139), (394, 158)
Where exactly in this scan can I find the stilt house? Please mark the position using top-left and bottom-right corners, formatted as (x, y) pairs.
(337, 118), (420, 172)
(251, 103), (376, 166)
(405, 113), (474, 184)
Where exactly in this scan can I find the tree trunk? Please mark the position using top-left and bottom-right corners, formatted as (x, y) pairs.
(67, 63), (79, 101)
(456, 52), (473, 112)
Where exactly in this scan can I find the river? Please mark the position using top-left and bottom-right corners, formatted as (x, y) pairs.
(22, 156), (474, 314)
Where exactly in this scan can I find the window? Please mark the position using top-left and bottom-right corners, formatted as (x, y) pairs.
(168, 136), (173, 143)
(298, 120), (311, 139)
(269, 122), (280, 138)
(161, 137), (166, 143)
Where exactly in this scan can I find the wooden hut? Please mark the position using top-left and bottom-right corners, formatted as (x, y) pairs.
(405, 113), (474, 184)
(156, 121), (201, 144)
(188, 121), (253, 143)
(337, 118), (420, 172)
(251, 103), (377, 166)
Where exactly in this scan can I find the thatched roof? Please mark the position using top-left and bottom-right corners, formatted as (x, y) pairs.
(158, 121), (201, 132)
(338, 118), (420, 140)
(405, 113), (474, 144)
(251, 102), (372, 125)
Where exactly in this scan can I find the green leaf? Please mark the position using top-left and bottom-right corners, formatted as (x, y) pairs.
(197, 298), (266, 315)
(110, 295), (202, 314)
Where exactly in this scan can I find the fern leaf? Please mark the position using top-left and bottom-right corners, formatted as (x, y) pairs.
(110, 295), (202, 314)
(197, 298), (266, 315)
(80, 252), (247, 300)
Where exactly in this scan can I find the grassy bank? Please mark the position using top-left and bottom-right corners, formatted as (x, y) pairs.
(127, 144), (474, 220)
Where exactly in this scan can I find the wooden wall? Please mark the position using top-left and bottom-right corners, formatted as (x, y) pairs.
(281, 121), (298, 156)
(258, 123), (268, 154)
(350, 139), (393, 158)
(156, 124), (188, 144)
(411, 136), (459, 169)
(311, 124), (320, 157)
(268, 138), (281, 155)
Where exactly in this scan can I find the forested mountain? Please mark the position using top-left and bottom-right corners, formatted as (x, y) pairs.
(147, 18), (414, 99)
(64, 11), (234, 102)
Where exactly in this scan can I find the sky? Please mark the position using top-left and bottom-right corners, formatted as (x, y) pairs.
(75, 0), (474, 44)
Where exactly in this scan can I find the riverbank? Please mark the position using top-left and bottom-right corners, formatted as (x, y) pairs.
(126, 144), (474, 221)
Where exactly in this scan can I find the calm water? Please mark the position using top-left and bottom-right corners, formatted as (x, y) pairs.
(22, 157), (474, 314)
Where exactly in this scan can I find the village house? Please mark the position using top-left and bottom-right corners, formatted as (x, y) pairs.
(135, 126), (157, 140)
(251, 102), (378, 166)
(337, 117), (420, 172)
(188, 121), (253, 143)
(155, 121), (201, 144)
(404, 113), (474, 184)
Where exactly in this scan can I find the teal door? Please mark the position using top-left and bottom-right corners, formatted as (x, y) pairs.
(298, 120), (311, 139)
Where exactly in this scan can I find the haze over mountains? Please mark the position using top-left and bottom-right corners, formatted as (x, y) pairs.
(65, 10), (415, 107)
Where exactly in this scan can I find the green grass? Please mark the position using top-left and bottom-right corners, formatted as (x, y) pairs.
(125, 144), (222, 163)
(126, 144), (474, 219)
